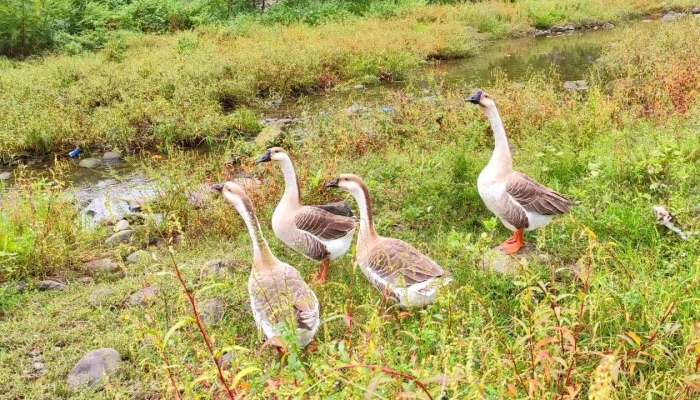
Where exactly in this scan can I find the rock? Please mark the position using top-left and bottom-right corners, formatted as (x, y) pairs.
(380, 107), (395, 114)
(0, 171), (11, 180)
(642, 19), (653, 22)
(481, 243), (550, 274)
(128, 287), (159, 307)
(33, 362), (45, 372)
(662, 11), (686, 22)
(696, 13), (700, 18)
(89, 288), (115, 307)
(314, 201), (355, 217)
(102, 152), (121, 161)
(83, 259), (120, 276)
(78, 277), (93, 284)
(202, 259), (242, 277)
(352, 84), (365, 90)
(218, 352), (234, 368)
(105, 230), (133, 247)
(78, 158), (102, 169)
(99, 215), (122, 226)
(563, 80), (588, 91)
(346, 103), (367, 115)
(535, 29), (550, 37)
(602, 23), (615, 29)
(37, 280), (66, 291)
(551, 25), (575, 33)
(128, 199), (146, 212)
(67, 348), (121, 391)
(114, 220), (130, 232)
(254, 124), (284, 147)
(692, 7), (700, 14)
(125, 250), (149, 265)
(200, 298), (225, 325)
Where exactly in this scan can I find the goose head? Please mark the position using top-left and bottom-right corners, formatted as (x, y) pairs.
(212, 181), (253, 212)
(256, 147), (290, 164)
(325, 173), (366, 198)
(465, 90), (496, 109)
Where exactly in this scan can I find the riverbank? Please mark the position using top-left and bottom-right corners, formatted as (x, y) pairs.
(0, 0), (697, 157)
(1, 18), (699, 399)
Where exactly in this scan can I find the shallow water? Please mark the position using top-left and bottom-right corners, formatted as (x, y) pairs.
(0, 23), (643, 221)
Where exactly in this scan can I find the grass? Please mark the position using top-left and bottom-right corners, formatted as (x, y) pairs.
(0, 0), (697, 157)
(1, 12), (700, 400)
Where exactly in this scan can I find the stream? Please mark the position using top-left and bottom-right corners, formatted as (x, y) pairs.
(0, 22), (649, 225)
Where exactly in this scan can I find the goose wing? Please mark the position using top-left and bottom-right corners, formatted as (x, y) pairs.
(506, 172), (575, 215)
(365, 239), (445, 286)
(249, 267), (319, 331)
(294, 206), (357, 240)
(311, 201), (355, 218)
(285, 267), (320, 331)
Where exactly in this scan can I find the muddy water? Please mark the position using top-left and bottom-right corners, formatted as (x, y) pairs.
(0, 24), (638, 223)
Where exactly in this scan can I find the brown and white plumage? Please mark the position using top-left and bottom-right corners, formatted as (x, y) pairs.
(257, 147), (357, 283)
(326, 174), (452, 308)
(214, 182), (319, 348)
(466, 90), (575, 254)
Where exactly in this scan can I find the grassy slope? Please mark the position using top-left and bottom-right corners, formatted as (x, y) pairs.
(0, 0), (696, 155)
(2, 18), (700, 399)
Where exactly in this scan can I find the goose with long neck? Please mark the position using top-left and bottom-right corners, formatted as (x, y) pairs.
(466, 90), (575, 254)
(256, 147), (356, 284)
(214, 182), (319, 348)
(326, 174), (452, 308)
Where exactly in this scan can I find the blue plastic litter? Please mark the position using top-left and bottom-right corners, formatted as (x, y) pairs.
(69, 147), (82, 158)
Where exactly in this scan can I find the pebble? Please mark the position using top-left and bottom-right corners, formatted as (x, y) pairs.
(352, 84), (365, 90)
(114, 220), (130, 232)
(102, 152), (121, 161)
(0, 172), (11, 180)
(67, 348), (121, 391)
(105, 230), (133, 247)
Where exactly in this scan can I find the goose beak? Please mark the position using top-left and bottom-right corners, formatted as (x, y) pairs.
(256, 150), (272, 164)
(325, 179), (340, 188)
(466, 90), (483, 104)
(212, 184), (224, 192)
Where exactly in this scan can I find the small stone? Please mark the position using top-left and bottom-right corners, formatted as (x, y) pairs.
(37, 280), (66, 291)
(89, 288), (115, 307)
(535, 29), (550, 37)
(602, 23), (614, 29)
(346, 103), (367, 115)
(202, 259), (243, 277)
(126, 250), (149, 265)
(128, 199), (145, 212)
(128, 287), (159, 307)
(78, 158), (102, 169)
(352, 84), (365, 90)
(114, 220), (130, 232)
(102, 152), (121, 161)
(83, 259), (120, 275)
(33, 362), (45, 371)
(105, 230), (133, 247)
(481, 243), (550, 274)
(67, 348), (121, 391)
(642, 19), (653, 22)
(218, 352), (233, 368)
(0, 171), (11, 180)
(200, 298), (225, 325)
(564, 80), (588, 91)
(661, 11), (686, 22)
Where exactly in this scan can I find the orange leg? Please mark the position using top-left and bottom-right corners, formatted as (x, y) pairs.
(314, 259), (330, 284)
(501, 229), (525, 255)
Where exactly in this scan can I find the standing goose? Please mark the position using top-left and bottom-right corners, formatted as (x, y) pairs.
(256, 147), (357, 284)
(326, 174), (452, 308)
(213, 182), (319, 349)
(466, 90), (575, 254)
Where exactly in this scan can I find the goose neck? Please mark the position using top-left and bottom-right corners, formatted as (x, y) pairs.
(351, 183), (378, 242)
(229, 195), (277, 269)
(484, 104), (513, 170)
(279, 157), (301, 206)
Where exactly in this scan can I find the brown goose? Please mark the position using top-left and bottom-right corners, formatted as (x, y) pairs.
(213, 182), (319, 348)
(326, 174), (452, 308)
(257, 147), (356, 284)
(466, 90), (575, 254)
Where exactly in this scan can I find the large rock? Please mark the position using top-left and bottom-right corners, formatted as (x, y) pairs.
(83, 259), (120, 276)
(662, 11), (686, 22)
(79, 158), (102, 169)
(481, 243), (550, 274)
(202, 259), (244, 277)
(105, 230), (133, 247)
(200, 298), (225, 325)
(114, 220), (130, 232)
(0, 171), (11, 180)
(67, 348), (121, 391)
(102, 152), (121, 161)
(563, 80), (588, 91)
(37, 280), (67, 291)
(128, 287), (159, 307)
(125, 250), (149, 265)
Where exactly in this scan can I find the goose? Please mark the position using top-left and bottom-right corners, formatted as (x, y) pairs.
(256, 147), (357, 284)
(326, 174), (452, 308)
(213, 182), (319, 349)
(466, 90), (575, 254)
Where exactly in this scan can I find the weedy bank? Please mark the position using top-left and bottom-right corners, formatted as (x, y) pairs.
(1, 17), (700, 400)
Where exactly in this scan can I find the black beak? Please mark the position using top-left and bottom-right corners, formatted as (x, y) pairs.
(466, 90), (483, 104)
(256, 150), (272, 164)
(325, 179), (339, 188)
(212, 184), (223, 192)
